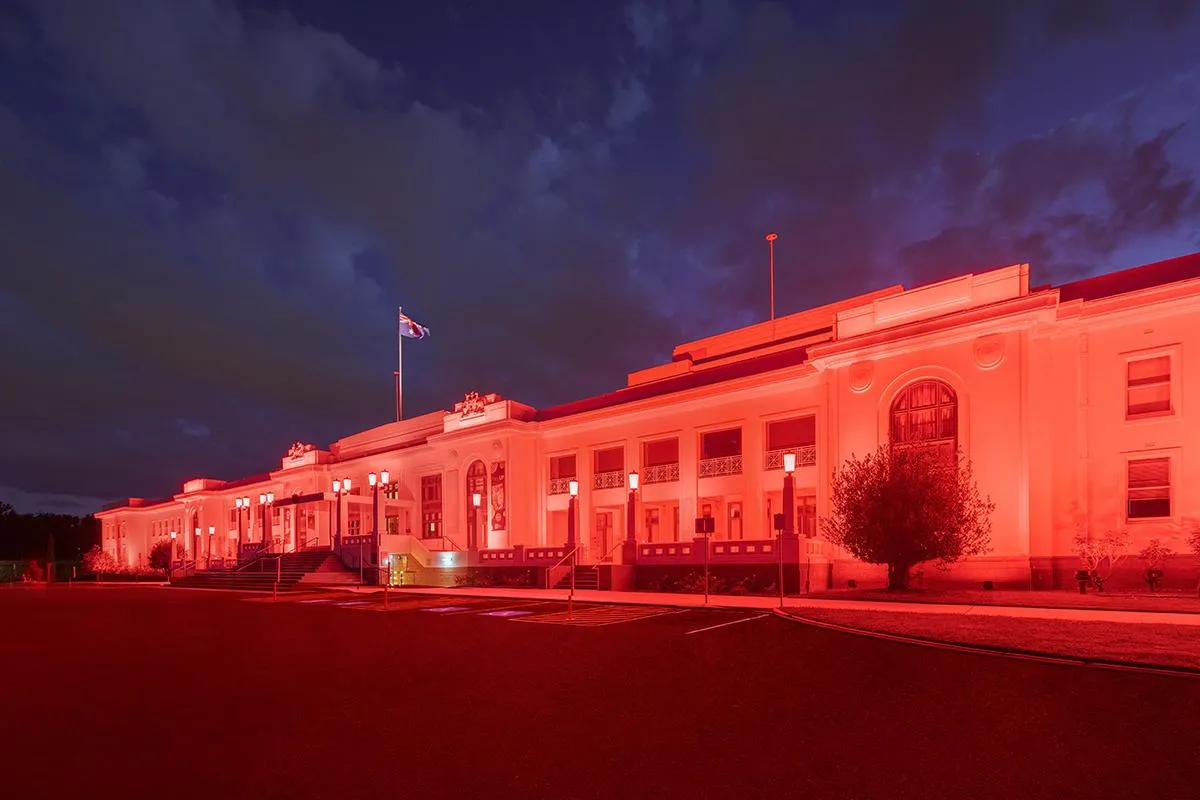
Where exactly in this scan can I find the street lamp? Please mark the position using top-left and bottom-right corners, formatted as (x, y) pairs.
(472, 491), (482, 550)
(780, 452), (797, 606)
(566, 479), (579, 548)
(208, 525), (215, 563)
(624, 470), (639, 564)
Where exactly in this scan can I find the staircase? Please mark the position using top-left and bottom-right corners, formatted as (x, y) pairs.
(553, 565), (599, 590)
(170, 549), (354, 592)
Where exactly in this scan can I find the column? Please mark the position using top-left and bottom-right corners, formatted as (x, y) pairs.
(679, 427), (698, 539)
(743, 421), (764, 537)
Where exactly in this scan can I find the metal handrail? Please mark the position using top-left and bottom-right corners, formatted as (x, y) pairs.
(544, 545), (578, 590)
(442, 533), (465, 552)
(595, 540), (624, 564)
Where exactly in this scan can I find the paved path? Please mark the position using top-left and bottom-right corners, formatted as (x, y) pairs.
(2, 587), (1197, 799)
(344, 584), (1200, 625)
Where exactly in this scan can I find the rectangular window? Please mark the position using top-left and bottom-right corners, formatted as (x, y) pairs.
(701, 428), (742, 459)
(1127, 355), (1171, 417)
(797, 495), (817, 538)
(643, 438), (679, 466)
(594, 446), (624, 474)
(550, 454), (577, 479)
(385, 514), (400, 535)
(421, 475), (442, 538)
(767, 416), (816, 450)
(1127, 457), (1171, 519)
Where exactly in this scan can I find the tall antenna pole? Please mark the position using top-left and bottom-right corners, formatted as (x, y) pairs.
(765, 232), (778, 321)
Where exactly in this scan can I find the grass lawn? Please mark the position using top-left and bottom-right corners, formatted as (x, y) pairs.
(792, 608), (1200, 671)
(807, 587), (1200, 613)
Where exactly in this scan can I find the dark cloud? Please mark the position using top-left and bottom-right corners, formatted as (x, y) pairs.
(1, 0), (1199, 511)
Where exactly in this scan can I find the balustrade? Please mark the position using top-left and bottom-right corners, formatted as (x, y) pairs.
(698, 454), (742, 478)
(640, 462), (679, 484)
(592, 470), (625, 490)
(764, 445), (817, 470)
(548, 477), (574, 495)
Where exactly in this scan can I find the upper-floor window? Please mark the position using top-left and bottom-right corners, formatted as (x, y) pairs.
(701, 428), (742, 459)
(594, 446), (624, 474)
(643, 438), (679, 466)
(421, 475), (442, 538)
(1127, 456), (1171, 520)
(1126, 355), (1171, 418)
(550, 454), (577, 479)
(767, 415), (816, 451)
(890, 379), (957, 460)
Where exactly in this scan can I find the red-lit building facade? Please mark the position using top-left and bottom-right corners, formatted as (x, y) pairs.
(96, 255), (1200, 590)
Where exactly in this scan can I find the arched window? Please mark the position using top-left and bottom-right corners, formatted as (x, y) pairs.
(889, 379), (957, 460)
(465, 460), (487, 549)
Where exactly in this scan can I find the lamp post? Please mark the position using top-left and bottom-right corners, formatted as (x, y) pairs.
(332, 478), (351, 554)
(781, 452), (796, 606)
(567, 479), (579, 618)
(624, 471), (639, 564)
(207, 525), (215, 564)
(472, 491), (482, 550)
(169, 530), (177, 581)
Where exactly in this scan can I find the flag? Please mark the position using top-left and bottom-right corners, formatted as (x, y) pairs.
(399, 310), (430, 339)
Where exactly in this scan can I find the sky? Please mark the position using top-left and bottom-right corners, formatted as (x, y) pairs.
(2, 0), (1199, 515)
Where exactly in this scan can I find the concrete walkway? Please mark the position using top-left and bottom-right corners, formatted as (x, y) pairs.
(333, 584), (1200, 626)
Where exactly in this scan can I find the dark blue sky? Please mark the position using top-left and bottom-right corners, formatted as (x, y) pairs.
(2, 0), (1199, 514)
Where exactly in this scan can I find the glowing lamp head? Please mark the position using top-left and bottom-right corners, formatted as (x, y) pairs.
(783, 452), (797, 473)
(208, 525), (215, 535)
(259, 493), (266, 504)
(368, 472), (377, 487)
(628, 471), (639, 491)
(568, 479), (579, 497)
(472, 492), (481, 508)
(266, 492), (274, 503)
(332, 479), (341, 493)
(241, 496), (249, 506)
(234, 497), (242, 508)
(342, 477), (352, 491)
(380, 470), (389, 485)
(170, 531), (177, 539)
(194, 528), (201, 537)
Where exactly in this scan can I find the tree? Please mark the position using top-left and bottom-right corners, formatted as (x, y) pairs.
(1074, 528), (1130, 592)
(822, 445), (994, 590)
(148, 539), (173, 579)
(1188, 523), (1200, 597)
(1138, 539), (1173, 592)
(81, 544), (120, 576)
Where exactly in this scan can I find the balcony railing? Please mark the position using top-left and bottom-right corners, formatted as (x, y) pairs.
(548, 477), (574, 495)
(593, 470), (625, 490)
(698, 454), (742, 478)
(764, 445), (817, 470)
(641, 462), (679, 484)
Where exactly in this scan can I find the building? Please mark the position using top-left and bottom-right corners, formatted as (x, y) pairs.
(96, 254), (1200, 591)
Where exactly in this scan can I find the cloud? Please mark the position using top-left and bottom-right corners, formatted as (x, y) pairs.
(1, 0), (1199, 509)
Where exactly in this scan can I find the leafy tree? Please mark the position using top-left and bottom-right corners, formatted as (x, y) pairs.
(822, 445), (994, 590)
(1074, 528), (1130, 592)
(148, 539), (173, 578)
(81, 544), (120, 576)
(1137, 539), (1172, 592)
(1188, 523), (1200, 597)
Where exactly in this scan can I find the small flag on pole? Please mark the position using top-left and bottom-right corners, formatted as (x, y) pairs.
(398, 310), (430, 339)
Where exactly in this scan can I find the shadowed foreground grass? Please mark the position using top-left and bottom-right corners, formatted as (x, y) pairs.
(806, 587), (1200, 613)
(792, 608), (1200, 670)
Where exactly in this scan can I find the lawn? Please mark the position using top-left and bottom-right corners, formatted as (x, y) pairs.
(791, 607), (1200, 671)
(807, 587), (1200, 613)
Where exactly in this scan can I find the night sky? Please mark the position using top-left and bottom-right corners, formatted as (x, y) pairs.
(2, 0), (1199, 514)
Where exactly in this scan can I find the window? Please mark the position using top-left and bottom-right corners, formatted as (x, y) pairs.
(348, 517), (362, 536)
(890, 380), (957, 460)
(767, 416), (816, 451)
(701, 428), (742, 459)
(421, 475), (442, 539)
(1127, 355), (1171, 417)
(385, 514), (400, 535)
(1127, 457), (1171, 519)
(594, 446), (624, 474)
(384, 483), (400, 500)
(643, 438), (679, 466)
(550, 454), (577, 479)
(797, 495), (817, 538)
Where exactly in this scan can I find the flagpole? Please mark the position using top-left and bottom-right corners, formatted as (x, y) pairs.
(403, 304), (408, 424)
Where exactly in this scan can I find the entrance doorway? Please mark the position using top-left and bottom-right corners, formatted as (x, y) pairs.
(590, 510), (613, 561)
